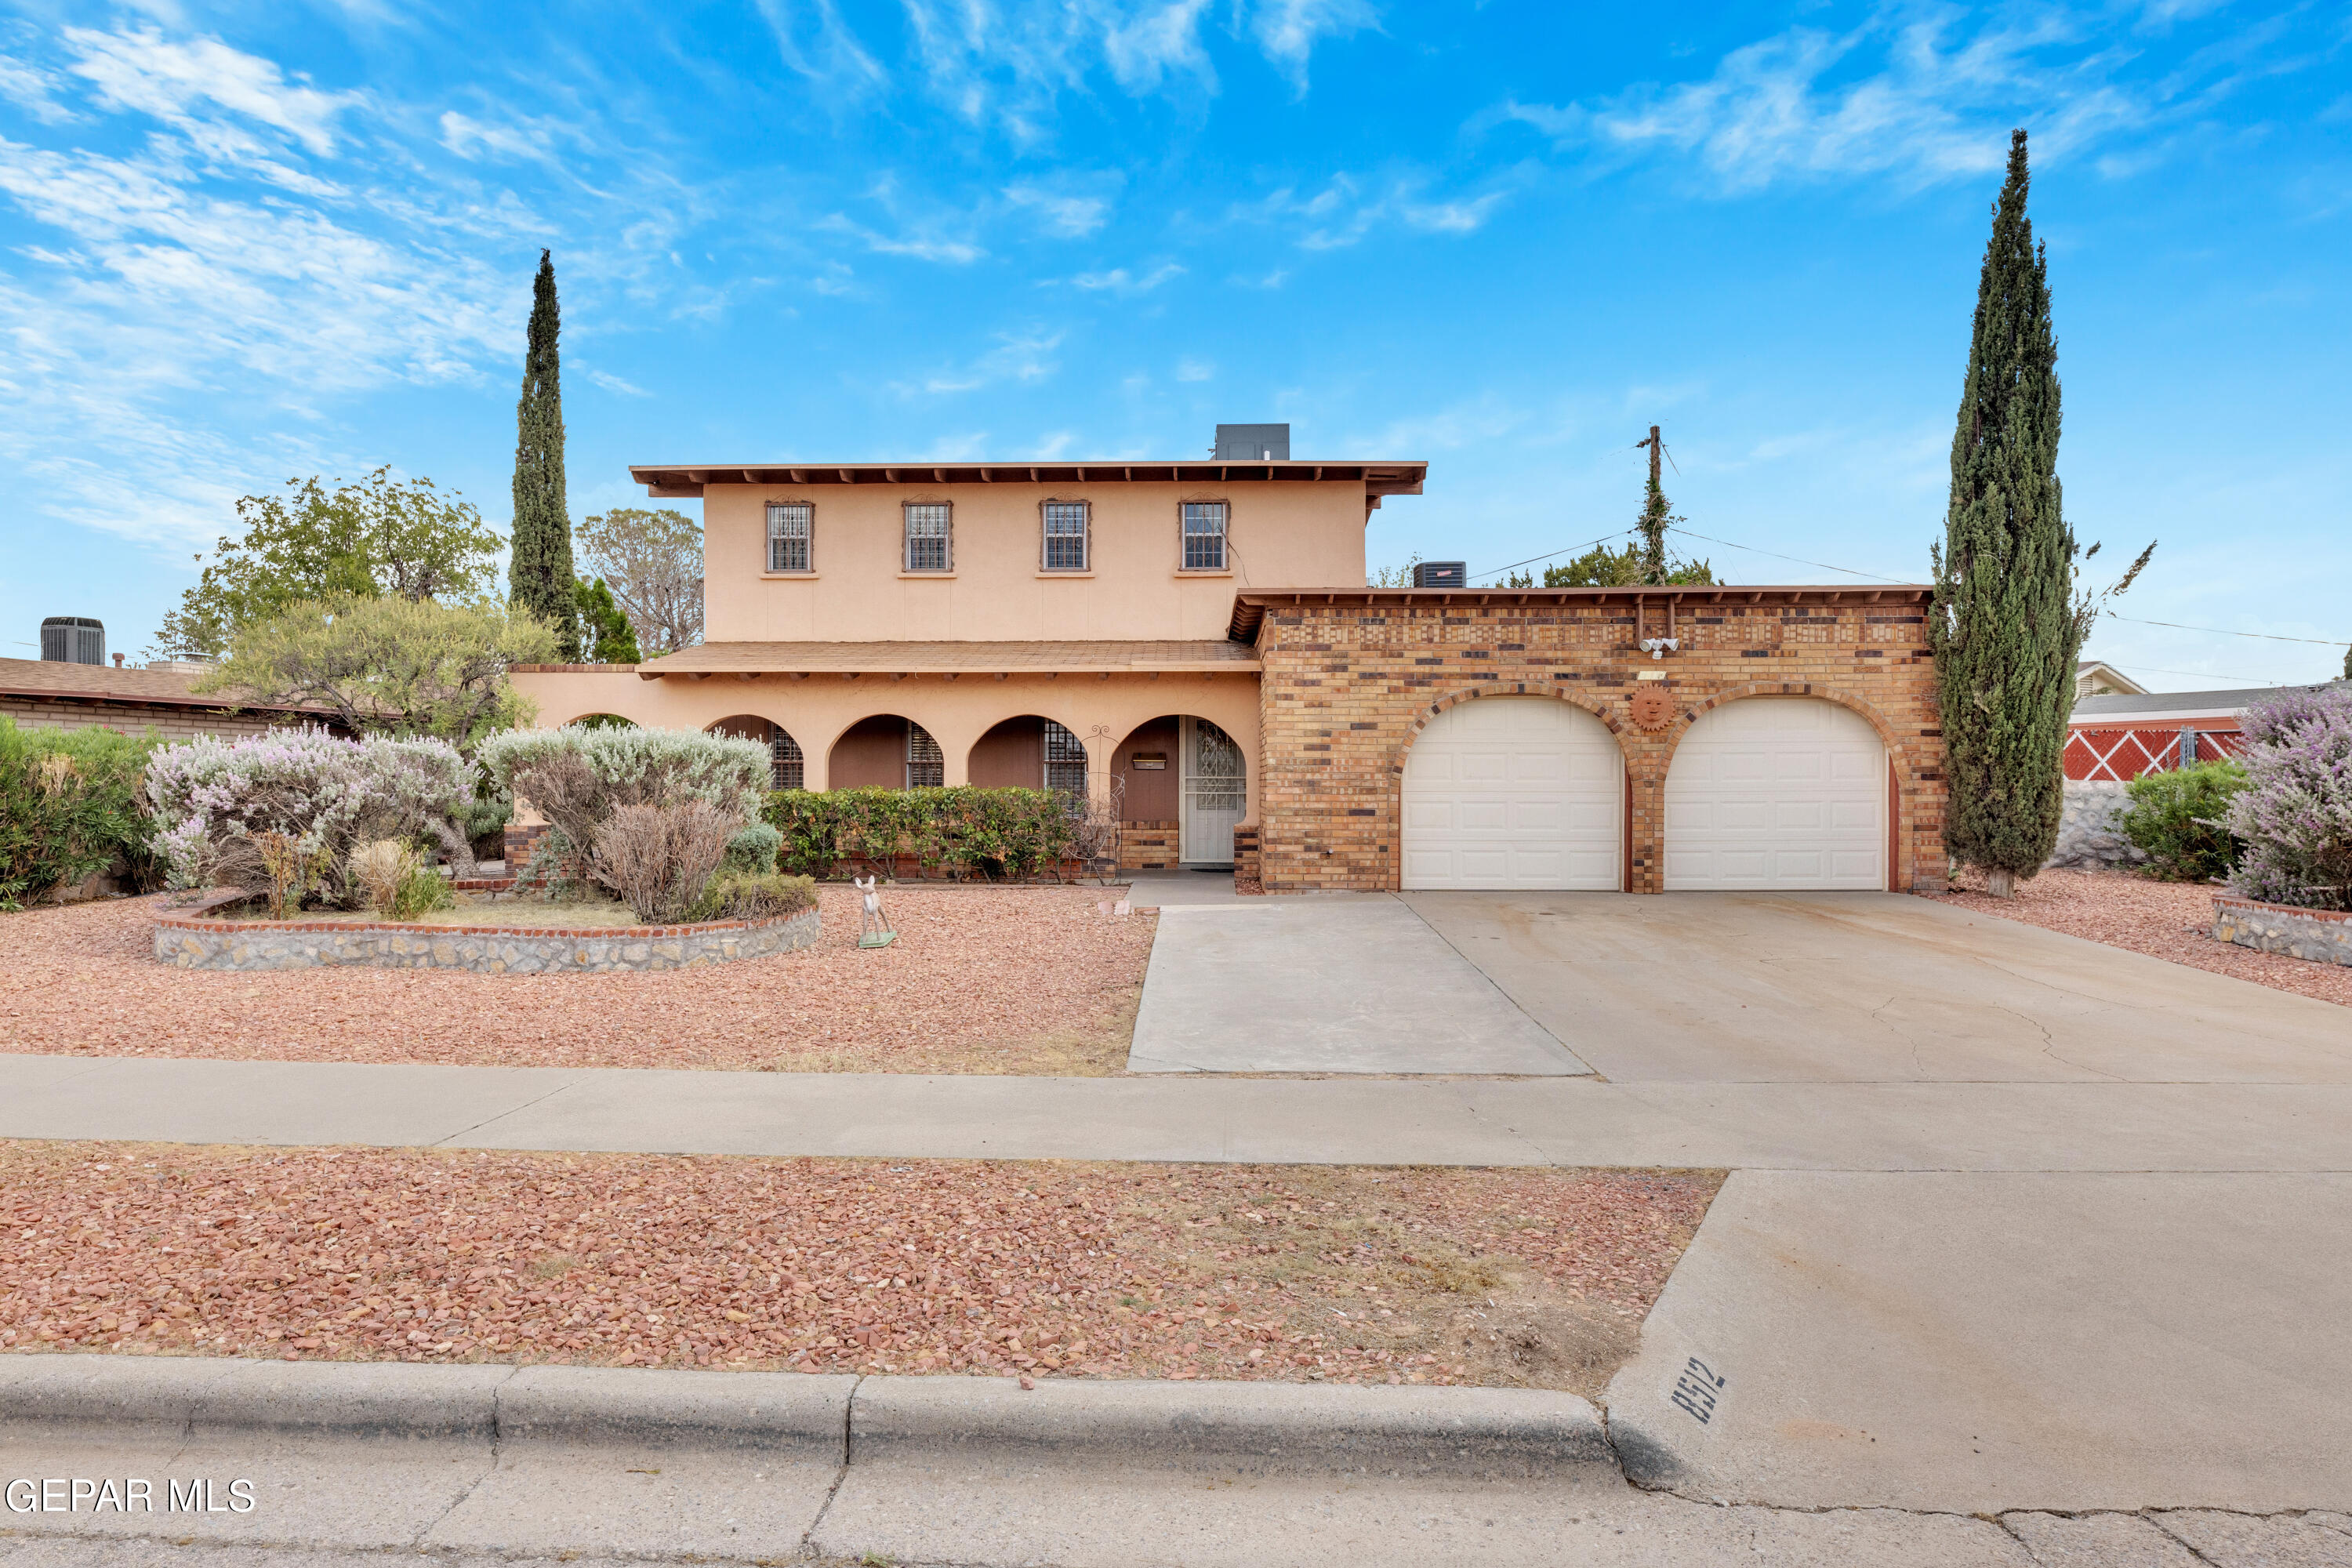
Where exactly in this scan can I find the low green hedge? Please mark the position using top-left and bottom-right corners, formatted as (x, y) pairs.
(2121, 758), (2245, 882)
(764, 786), (1081, 880)
(1, 719), (162, 909)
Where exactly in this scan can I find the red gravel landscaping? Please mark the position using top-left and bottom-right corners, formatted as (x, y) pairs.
(0, 1143), (1721, 1398)
(1930, 866), (2352, 1009)
(0, 885), (1156, 1074)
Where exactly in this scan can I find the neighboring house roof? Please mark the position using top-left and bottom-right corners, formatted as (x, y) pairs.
(602, 640), (1264, 679)
(630, 459), (1429, 510)
(2071, 684), (2343, 724)
(2074, 659), (2148, 696)
(0, 656), (327, 716)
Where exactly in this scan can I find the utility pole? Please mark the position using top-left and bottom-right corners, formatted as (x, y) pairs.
(1634, 424), (1670, 585)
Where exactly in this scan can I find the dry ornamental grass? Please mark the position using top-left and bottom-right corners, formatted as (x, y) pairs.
(1931, 867), (2352, 1009)
(0, 885), (1155, 1074)
(0, 1143), (1719, 1398)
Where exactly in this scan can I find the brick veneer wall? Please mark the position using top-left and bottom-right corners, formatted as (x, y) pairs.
(1246, 589), (1947, 895)
(0, 696), (306, 742)
(1118, 820), (1180, 872)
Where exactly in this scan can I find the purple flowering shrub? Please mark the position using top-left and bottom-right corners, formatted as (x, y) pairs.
(145, 727), (474, 901)
(2225, 684), (2352, 911)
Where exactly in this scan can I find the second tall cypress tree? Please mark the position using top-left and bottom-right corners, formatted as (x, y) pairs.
(510, 249), (583, 660)
(1931, 130), (2116, 897)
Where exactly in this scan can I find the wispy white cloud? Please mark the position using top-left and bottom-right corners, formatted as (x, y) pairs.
(1251, 0), (1378, 93)
(586, 368), (651, 396)
(890, 329), (1065, 396)
(818, 212), (985, 264)
(64, 25), (361, 156)
(1236, 171), (1514, 249)
(1004, 179), (1116, 238)
(1487, 11), (2161, 193)
(889, 0), (1366, 138)
(1065, 262), (1184, 292)
(751, 0), (887, 96)
(1174, 357), (1213, 381)
(0, 51), (76, 124)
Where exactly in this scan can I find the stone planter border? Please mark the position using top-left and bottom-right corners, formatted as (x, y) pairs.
(154, 906), (822, 975)
(2212, 895), (2352, 968)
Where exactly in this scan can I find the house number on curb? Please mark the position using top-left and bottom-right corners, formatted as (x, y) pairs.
(1671, 1357), (1727, 1425)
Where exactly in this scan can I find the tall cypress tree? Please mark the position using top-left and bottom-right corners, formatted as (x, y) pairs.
(510, 249), (582, 660)
(1931, 130), (2146, 897)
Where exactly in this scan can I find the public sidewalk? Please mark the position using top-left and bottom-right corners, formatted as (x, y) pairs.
(5, 1051), (2351, 1171)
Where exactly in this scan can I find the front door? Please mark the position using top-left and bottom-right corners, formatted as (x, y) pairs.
(1179, 717), (1246, 866)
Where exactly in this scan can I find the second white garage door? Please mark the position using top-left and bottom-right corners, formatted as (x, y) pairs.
(1402, 698), (1622, 890)
(1664, 697), (1886, 890)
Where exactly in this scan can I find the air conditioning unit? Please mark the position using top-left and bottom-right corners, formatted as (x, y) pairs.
(40, 616), (104, 666)
(1411, 561), (1467, 589)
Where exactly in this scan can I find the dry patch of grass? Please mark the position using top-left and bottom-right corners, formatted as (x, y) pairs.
(0, 886), (1155, 1075)
(0, 1142), (1719, 1396)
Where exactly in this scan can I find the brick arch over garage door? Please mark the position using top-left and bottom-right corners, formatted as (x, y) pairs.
(1656, 682), (1933, 894)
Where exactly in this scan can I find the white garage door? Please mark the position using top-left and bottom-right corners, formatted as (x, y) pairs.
(1664, 698), (1886, 890)
(1402, 699), (1622, 890)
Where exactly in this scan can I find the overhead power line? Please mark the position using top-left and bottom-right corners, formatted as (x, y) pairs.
(1468, 531), (1633, 584)
(2097, 612), (2349, 648)
(1472, 521), (2350, 652)
(1665, 527), (1910, 584)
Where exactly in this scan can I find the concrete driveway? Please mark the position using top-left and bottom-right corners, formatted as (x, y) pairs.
(1122, 887), (2352, 1512)
(1401, 889), (2352, 1083)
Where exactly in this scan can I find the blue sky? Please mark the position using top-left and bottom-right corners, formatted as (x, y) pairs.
(1, 0), (2346, 687)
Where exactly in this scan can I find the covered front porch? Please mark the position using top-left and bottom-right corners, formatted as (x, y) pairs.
(509, 641), (1262, 868)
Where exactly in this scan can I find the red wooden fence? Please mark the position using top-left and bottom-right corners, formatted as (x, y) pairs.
(2064, 726), (2244, 782)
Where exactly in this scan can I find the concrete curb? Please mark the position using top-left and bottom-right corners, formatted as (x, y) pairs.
(0, 1354), (1613, 1480)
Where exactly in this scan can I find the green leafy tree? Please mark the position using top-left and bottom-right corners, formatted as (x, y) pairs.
(1931, 129), (2152, 898)
(149, 470), (502, 659)
(200, 595), (558, 754)
(510, 249), (583, 661)
(577, 506), (704, 652)
(575, 578), (642, 664)
(1501, 543), (1715, 589)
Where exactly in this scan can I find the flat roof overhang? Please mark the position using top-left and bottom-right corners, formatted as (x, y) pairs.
(604, 640), (1264, 679)
(1227, 584), (1934, 641)
(630, 459), (1428, 517)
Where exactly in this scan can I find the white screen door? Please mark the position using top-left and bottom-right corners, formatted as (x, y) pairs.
(1179, 717), (1246, 865)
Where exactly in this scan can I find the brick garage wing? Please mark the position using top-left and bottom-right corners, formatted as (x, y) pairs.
(1231, 588), (1947, 896)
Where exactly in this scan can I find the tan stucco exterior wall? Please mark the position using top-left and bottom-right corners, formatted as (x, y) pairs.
(510, 666), (1262, 822)
(699, 479), (1368, 644)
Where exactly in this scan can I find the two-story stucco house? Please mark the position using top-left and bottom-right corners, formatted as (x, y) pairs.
(510, 426), (1950, 895)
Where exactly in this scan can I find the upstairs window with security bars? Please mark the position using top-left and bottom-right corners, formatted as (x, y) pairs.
(903, 503), (952, 572)
(1181, 502), (1228, 571)
(771, 729), (804, 791)
(766, 503), (812, 573)
(1043, 720), (1088, 797)
(1041, 502), (1089, 572)
(906, 722), (944, 788)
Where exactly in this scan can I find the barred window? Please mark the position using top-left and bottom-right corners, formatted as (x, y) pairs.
(1043, 719), (1087, 797)
(906, 721), (943, 788)
(1042, 502), (1088, 572)
(771, 728), (804, 791)
(904, 503), (952, 572)
(766, 503), (812, 572)
(1181, 502), (1227, 570)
